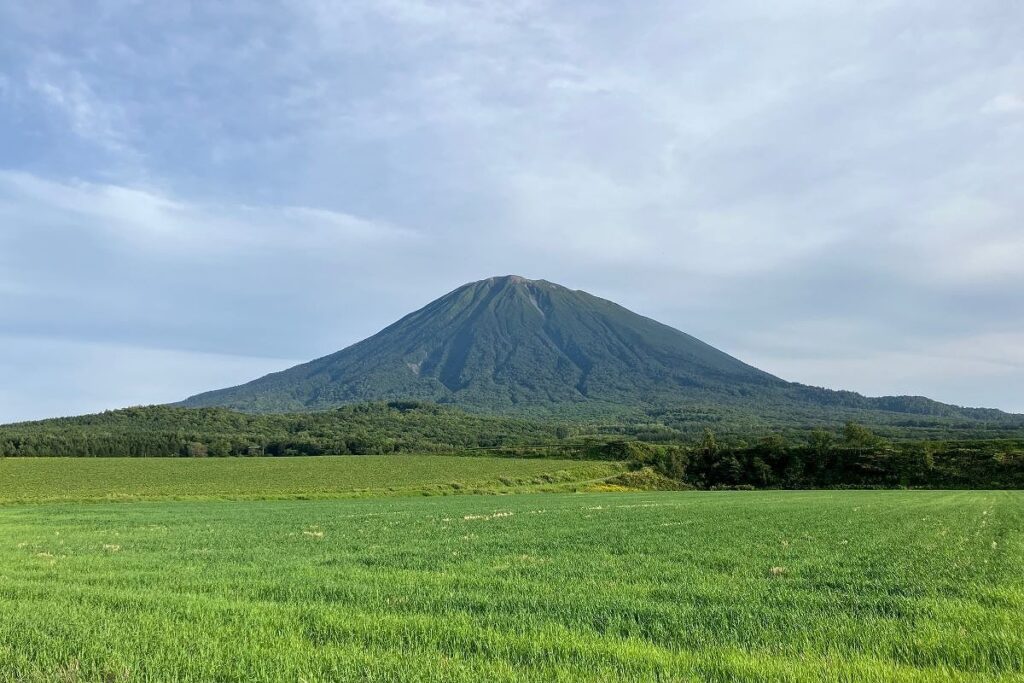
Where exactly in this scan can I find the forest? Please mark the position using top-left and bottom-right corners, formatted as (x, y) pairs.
(0, 402), (562, 457)
(2, 402), (1022, 489)
(619, 427), (1024, 490)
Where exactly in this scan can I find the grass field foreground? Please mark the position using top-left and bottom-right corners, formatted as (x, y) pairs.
(1, 490), (1022, 681)
(0, 456), (625, 503)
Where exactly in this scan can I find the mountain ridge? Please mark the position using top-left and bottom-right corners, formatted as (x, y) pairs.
(181, 276), (1019, 424)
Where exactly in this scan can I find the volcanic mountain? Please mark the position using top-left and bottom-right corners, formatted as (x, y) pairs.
(181, 276), (1012, 423)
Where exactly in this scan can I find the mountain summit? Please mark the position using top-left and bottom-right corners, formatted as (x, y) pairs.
(181, 276), (1012, 423)
(182, 275), (784, 413)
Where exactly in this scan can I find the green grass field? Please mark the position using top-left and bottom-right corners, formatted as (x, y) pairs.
(2, 487), (1022, 681)
(0, 456), (625, 503)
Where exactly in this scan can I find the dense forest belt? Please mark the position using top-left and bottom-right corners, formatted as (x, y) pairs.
(622, 439), (1024, 490)
(2, 403), (1023, 490)
(4, 402), (1024, 460)
(0, 404), (564, 457)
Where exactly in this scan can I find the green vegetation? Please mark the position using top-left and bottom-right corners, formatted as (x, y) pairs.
(0, 456), (623, 504)
(1, 490), (1021, 681)
(619, 428), (1024, 490)
(4, 403), (1023, 489)
(179, 276), (1024, 433)
(182, 275), (780, 414)
(3, 276), (1017, 680)
(0, 403), (564, 457)
(4, 400), (1023, 459)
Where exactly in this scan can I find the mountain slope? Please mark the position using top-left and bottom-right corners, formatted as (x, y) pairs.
(181, 276), (1018, 424)
(183, 276), (784, 412)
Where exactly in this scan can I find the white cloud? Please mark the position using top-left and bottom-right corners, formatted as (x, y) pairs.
(27, 58), (135, 156)
(0, 334), (297, 423)
(1, 0), (1022, 417)
(0, 171), (416, 256)
(892, 193), (1024, 286)
(740, 332), (1024, 413)
(983, 93), (1024, 115)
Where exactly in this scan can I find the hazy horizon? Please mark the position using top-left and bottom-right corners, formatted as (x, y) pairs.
(2, 1), (1022, 421)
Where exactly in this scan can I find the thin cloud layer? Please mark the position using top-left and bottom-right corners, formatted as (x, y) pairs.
(1, 0), (1022, 420)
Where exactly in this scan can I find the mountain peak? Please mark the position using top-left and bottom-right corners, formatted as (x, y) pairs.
(180, 277), (1007, 422)
(182, 276), (780, 413)
(488, 274), (533, 284)
(478, 274), (559, 289)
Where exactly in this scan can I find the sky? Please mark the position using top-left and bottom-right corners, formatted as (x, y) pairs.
(1, 0), (1022, 422)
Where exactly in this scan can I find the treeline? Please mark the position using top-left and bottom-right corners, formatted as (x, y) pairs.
(0, 402), (564, 457)
(619, 424), (1024, 489)
(637, 402), (1024, 442)
(3, 404), (1023, 489)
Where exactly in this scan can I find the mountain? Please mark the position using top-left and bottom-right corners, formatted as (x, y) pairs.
(182, 276), (782, 413)
(181, 276), (1018, 426)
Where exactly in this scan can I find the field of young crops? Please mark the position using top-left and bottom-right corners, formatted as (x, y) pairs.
(1, 489), (1021, 681)
(0, 456), (624, 503)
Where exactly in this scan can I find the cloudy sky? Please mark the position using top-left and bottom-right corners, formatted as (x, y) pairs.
(1, 0), (1022, 422)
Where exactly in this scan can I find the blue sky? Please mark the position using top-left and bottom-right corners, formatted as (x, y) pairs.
(1, 0), (1023, 422)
